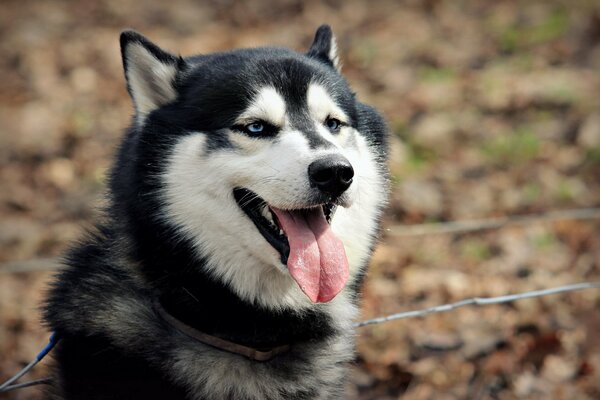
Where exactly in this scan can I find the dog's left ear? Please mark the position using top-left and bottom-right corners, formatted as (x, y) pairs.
(120, 30), (186, 122)
(307, 25), (341, 72)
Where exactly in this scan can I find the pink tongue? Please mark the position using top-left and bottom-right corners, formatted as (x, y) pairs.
(271, 207), (349, 303)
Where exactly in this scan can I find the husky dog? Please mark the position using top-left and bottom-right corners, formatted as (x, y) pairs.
(44, 25), (388, 400)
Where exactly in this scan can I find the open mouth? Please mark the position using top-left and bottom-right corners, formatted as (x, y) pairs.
(233, 188), (347, 303)
(233, 188), (336, 264)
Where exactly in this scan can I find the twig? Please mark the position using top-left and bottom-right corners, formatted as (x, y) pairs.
(386, 207), (600, 237)
(0, 333), (58, 393)
(1, 208), (599, 274)
(355, 282), (600, 328)
(0, 378), (52, 392)
(0, 258), (62, 274)
(0, 284), (599, 393)
(0, 359), (39, 391)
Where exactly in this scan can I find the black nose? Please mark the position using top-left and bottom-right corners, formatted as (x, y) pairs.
(308, 154), (354, 198)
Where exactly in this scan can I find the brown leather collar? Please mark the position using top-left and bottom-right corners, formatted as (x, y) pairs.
(154, 301), (290, 362)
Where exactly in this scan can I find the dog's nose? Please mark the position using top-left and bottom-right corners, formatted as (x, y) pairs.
(308, 154), (354, 198)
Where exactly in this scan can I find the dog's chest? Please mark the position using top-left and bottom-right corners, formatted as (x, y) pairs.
(169, 329), (355, 400)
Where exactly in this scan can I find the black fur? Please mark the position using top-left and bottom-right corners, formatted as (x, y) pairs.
(44, 26), (388, 400)
(306, 25), (337, 69)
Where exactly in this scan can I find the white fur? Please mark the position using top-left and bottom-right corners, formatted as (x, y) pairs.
(328, 35), (342, 72)
(236, 87), (286, 126)
(307, 83), (348, 124)
(125, 43), (178, 123)
(82, 289), (356, 400)
(160, 85), (385, 312)
(306, 83), (355, 150)
(331, 133), (386, 274)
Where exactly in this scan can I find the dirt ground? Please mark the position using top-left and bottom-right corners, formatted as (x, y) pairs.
(1, 0), (599, 399)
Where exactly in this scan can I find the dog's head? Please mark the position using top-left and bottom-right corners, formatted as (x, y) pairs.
(114, 26), (388, 309)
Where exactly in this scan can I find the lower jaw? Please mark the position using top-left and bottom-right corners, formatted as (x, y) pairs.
(232, 188), (289, 264)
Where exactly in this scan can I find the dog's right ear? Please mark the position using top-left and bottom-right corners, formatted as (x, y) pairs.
(120, 31), (186, 122)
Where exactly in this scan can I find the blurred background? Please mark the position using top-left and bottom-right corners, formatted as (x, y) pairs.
(1, 0), (599, 399)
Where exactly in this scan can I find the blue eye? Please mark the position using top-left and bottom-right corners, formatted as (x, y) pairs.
(246, 122), (264, 134)
(233, 120), (278, 137)
(325, 118), (342, 132)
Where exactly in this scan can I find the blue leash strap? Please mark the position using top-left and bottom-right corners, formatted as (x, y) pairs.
(36, 332), (59, 361)
(0, 332), (59, 393)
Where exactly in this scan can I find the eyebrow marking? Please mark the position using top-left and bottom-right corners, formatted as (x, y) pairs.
(236, 87), (286, 126)
(306, 83), (348, 123)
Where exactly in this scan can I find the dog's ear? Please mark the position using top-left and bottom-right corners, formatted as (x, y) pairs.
(306, 25), (341, 72)
(120, 31), (186, 122)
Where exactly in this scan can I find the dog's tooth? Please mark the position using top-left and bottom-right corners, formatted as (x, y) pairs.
(260, 205), (271, 221)
(260, 205), (279, 230)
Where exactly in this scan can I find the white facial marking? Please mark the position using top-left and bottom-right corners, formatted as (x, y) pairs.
(162, 133), (311, 309)
(307, 83), (348, 124)
(330, 133), (387, 278)
(161, 124), (385, 311)
(125, 43), (178, 122)
(160, 81), (386, 311)
(237, 87), (286, 126)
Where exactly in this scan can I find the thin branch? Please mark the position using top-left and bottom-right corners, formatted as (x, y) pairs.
(0, 258), (62, 274)
(355, 282), (600, 328)
(0, 359), (38, 391)
(0, 283), (598, 394)
(0, 378), (52, 392)
(1, 208), (599, 274)
(0, 333), (58, 393)
(386, 207), (600, 237)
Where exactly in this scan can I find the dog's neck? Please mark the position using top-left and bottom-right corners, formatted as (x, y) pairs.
(157, 269), (336, 349)
(138, 245), (337, 350)
(116, 207), (339, 350)
(153, 300), (291, 360)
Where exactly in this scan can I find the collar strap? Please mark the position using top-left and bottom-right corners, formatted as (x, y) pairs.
(153, 301), (290, 362)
